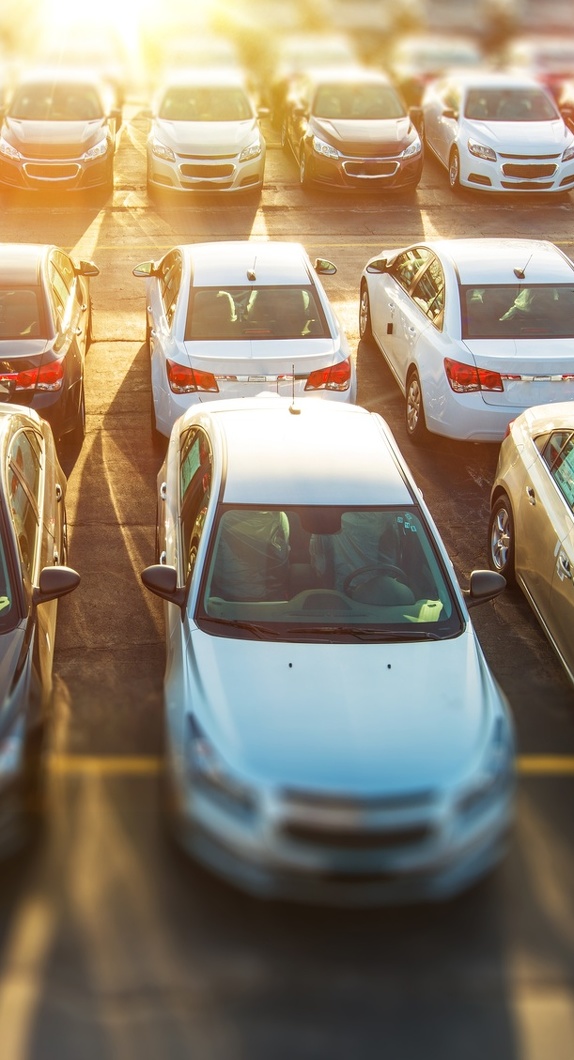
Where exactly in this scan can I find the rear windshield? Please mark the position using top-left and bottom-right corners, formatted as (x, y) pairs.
(0, 288), (44, 340)
(185, 286), (330, 340)
(461, 284), (574, 339)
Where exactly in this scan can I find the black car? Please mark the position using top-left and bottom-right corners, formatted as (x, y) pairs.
(0, 68), (120, 194)
(281, 67), (423, 193)
(0, 404), (79, 853)
(0, 243), (99, 447)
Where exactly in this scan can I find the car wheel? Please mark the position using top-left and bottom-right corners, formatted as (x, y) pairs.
(448, 147), (461, 190)
(488, 494), (516, 585)
(405, 368), (428, 444)
(359, 282), (373, 342)
(299, 147), (312, 187)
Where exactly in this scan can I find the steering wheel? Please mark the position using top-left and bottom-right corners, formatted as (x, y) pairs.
(343, 563), (409, 598)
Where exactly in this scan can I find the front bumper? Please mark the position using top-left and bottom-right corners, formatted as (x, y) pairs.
(0, 152), (113, 191)
(148, 149), (265, 193)
(460, 153), (574, 193)
(308, 147), (423, 191)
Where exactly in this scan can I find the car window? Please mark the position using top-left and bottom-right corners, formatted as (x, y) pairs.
(180, 426), (212, 579)
(539, 430), (574, 509)
(159, 252), (182, 329)
(197, 505), (462, 642)
(461, 284), (574, 339)
(158, 86), (252, 122)
(464, 87), (558, 121)
(7, 429), (42, 582)
(9, 82), (104, 120)
(0, 288), (42, 339)
(184, 286), (329, 340)
(391, 248), (432, 293)
(410, 257), (445, 327)
(313, 82), (405, 120)
(0, 507), (16, 631)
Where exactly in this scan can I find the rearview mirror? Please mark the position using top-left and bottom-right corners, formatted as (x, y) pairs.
(366, 258), (389, 274)
(464, 569), (506, 608)
(133, 261), (157, 278)
(141, 564), (187, 611)
(33, 566), (80, 605)
(314, 258), (337, 275)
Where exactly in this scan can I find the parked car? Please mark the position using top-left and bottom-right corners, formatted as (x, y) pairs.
(146, 69), (266, 196)
(489, 401), (574, 685)
(0, 243), (99, 447)
(141, 396), (514, 906)
(264, 32), (359, 127)
(0, 404), (79, 854)
(384, 32), (484, 107)
(281, 66), (423, 192)
(500, 34), (574, 99)
(359, 237), (574, 443)
(421, 71), (574, 193)
(132, 240), (355, 441)
(0, 68), (120, 194)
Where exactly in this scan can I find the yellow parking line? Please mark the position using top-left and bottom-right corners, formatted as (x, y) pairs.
(45, 755), (574, 777)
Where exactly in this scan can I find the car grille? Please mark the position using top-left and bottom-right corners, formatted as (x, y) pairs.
(23, 162), (81, 180)
(280, 821), (432, 850)
(500, 180), (554, 189)
(501, 162), (557, 178)
(278, 789), (437, 853)
(180, 163), (235, 178)
(343, 159), (400, 178)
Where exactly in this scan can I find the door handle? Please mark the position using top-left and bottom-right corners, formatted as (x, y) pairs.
(526, 486), (536, 505)
(558, 553), (572, 580)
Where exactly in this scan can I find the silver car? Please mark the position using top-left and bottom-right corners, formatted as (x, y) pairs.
(489, 400), (574, 685)
(142, 396), (514, 906)
(146, 69), (266, 195)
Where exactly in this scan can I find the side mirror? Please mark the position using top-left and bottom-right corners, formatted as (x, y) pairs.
(33, 566), (80, 605)
(141, 564), (187, 610)
(77, 259), (100, 278)
(366, 257), (389, 274)
(314, 257), (337, 275)
(464, 569), (506, 608)
(132, 261), (157, 278)
(442, 107), (458, 120)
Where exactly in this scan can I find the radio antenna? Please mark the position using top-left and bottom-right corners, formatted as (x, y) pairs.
(289, 363), (300, 415)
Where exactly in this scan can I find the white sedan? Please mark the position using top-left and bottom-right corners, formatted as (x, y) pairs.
(359, 237), (574, 443)
(141, 396), (514, 906)
(133, 240), (355, 442)
(421, 72), (574, 194)
(489, 401), (574, 686)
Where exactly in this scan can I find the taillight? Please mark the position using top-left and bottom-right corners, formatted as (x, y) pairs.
(167, 360), (218, 394)
(305, 359), (351, 392)
(0, 360), (64, 392)
(444, 358), (503, 393)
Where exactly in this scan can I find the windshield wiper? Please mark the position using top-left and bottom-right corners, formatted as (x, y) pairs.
(283, 625), (444, 641)
(199, 616), (281, 639)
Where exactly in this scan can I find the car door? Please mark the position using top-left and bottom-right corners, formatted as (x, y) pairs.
(377, 248), (437, 388)
(432, 81), (461, 167)
(284, 74), (311, 156)
(48, 251), (83, 408)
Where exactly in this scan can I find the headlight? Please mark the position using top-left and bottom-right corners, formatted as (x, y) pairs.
(402, 135), (422, 158)
(239, 136), (262, 162)
(563, 142), (574, 162)
(312, 135), (340, 160)
(0, 137), (22, 161)
(82, 137), (109, 161)
(151, 138), (176, 163)
(457, 716), (514, 819)
(468, 138), (496, 162)
(186, 715), (256, 816)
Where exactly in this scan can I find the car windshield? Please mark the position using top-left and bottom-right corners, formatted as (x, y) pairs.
(313, 83), (406, 120)
(185, 286), (330, 340)
(0, 288), (43, 340)
(9, 82), (104, 120)
(196, 505), (462, 642)
(158, 86), (252, 122)
(461, 284), (574, 339)
(464, 87), (558, 121)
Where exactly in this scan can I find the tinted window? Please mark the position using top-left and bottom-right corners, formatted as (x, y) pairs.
(185, 286), (329, 340)
(411, 257), (445, 326)
(391, 248), (431, 292)
(7, 430), (42, 581)
(464, 87), (558, 121)
(539, 430), (574, 509)
(461, 284), (574, 339)
(10, 82), (104, 120)
(158, 86), (252, 122)
(0, 288), (43, 339)
(180, 427), (212, 579)
(313, 82), (405, 120)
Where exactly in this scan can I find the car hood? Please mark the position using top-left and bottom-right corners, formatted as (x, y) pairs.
(181, 629), (499, 792)
(4, 117), (107, 153)
(466, 118), (571, 151)
(152, 117), (259, 154)
(312, 115), (416, 154)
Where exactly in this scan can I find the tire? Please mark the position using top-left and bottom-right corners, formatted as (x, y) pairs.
(405, 368), (428, 444)
(299, 147), (312, 187)
(448, 147), (461, 191)
(488, 494), (516, 585)
(359, 282), (373, 342)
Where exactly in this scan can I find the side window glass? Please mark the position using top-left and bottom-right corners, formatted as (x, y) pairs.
(160, 253), (182, 328)
(541, 431), (574, 509)
(391, 248), (430, 292)
(180, 427), (212, 578)
(7, 431), (42, 581)
(411, 257), (445, 328)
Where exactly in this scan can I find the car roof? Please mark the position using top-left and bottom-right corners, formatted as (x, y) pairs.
(419, 238), (574, 284)
(439, 71), (553, 91)
(188, 398), (414, 506)
(304, 66), (394, 87)
(0, 243), (49, 285)
(176, 241), (315, 287)
(157, 68), (251, 90)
